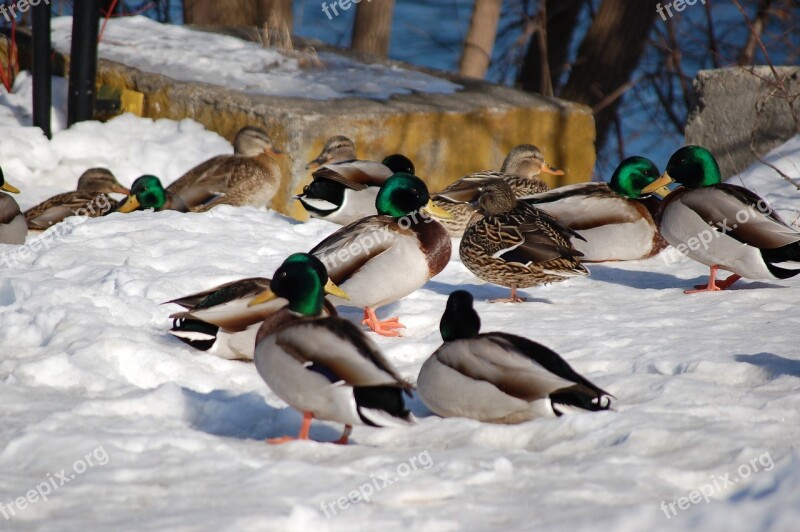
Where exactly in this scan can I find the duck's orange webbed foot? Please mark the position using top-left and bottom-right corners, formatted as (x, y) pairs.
(362, 307), (405, 337)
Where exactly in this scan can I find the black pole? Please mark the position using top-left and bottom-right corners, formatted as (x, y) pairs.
(32, 2), (52, 139)
(67, 0), (100, 127)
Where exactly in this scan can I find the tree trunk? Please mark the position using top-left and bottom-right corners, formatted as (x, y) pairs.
(518, 0), (583, 94)
(183, 0), (293, 30)
(352, 0), (395, 57)
(458, 0), (503, 79)
(560, 0), (658, 149)
(738, 0), (773, 66)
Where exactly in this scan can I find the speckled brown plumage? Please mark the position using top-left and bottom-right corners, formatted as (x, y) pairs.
(166, 126), (282, 211)
(433, 145), (557, 237)
(460, 180), (588, 300)
(24, 168), (128, 231)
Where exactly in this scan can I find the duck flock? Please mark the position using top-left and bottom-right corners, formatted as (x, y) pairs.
(2, 127), (799, 445)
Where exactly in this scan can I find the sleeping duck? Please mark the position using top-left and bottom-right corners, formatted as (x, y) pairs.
(642, 145), (800, 293)
(250, 253), (414, 444)
(117, 175), (189, 213)
(310, 173), (452, 336)
(24, 168), (129, 231)
(418, 291), (612, 422)
(166, 126), (282, 212)
(0, 166), (26, 245)
(523, 156), (669, 261)
(297, 135), (415, 225)
(166, 254), (345, 360)
(460, 179), (588, 302)
(432, 144), (557, 237)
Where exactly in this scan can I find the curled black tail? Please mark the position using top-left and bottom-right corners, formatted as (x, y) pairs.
(761, 242), (800, 280)
(550, 386), (613, 416)
(169, 318), (218, 352)
(353, 386), (413, 427)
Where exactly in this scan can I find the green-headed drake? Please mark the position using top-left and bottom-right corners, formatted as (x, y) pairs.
(642, 145), (800, 293)
(25, 168), (129, 231)
(523, 156), (669, 261)
(432, 145), (557, 237)
(460, 179), (588, 302)
(0, 166), (26, 245)
(167, 253), (346, 361)
(297, 135), (416, 225)
(251, 253), (414, 445)
(117, 175), (189, 213)
(418, 291), (612, 422)
(310, 172), (452, 336)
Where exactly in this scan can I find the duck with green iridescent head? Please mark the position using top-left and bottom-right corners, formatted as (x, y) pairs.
(521, 156), (669, 262)
(310, 172), (453, 336)
(250, 253), (414, 445)
(296, 135), (416, 225)
(165, 253), (346, 361)
(117, 175), (189, 213)
(642, 145), (800, 293)
(417, 291), (612, 422)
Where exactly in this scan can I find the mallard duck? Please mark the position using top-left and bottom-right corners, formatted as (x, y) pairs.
(0, 167), (26, 245)
(460, 179), (588, 302)
(167, 254), (344, 361)
(522, 157), (669, 261)
(433, 144), (558, 237)
(642, 145), (800, 293)
(296, 135), (416, 225)
(166, 126), (282, 212)
(250, 253), (414, 444)
(117, 175), (189, 213)
(24, 168), (129, 231)
(310, 173), (453, 336)
(418, 291), (612, 422)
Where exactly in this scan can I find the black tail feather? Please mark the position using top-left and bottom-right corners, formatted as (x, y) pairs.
(169, 318), (218, 351)
(550, 386), (613, 416)
(353, 386), (411, 426)
(761, 242), (800, 280)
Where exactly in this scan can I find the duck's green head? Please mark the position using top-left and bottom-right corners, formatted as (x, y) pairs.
(642, 146), (722, 195)
(0, 167), (20, 194)
(248, 253), (348, 316)
(118, 175), (166, 212)
(609, 157), (662, 199)
(440, 290), (481, 342)
(376, 173), (453, 220)
(381, 154), (415, 175)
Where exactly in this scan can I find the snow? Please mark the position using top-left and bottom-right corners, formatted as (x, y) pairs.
(49, 16), (462, 101)
(2, 71), (800, 530)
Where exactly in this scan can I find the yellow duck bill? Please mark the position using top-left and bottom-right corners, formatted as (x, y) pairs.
(642, 172), (674, 198)
(422, 199), (454, 220)
(248, 279), (349, 307)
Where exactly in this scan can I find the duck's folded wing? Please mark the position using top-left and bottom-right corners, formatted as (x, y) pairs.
(434, 173), (504, 203)
(310, 216), (398, 283)
(313, 160), (393, 191)
(682, 186), (800, 248)
(434, 336), (579, 401)
(166, 156), (231, 207)
(25, 192), (107, 229)
(524, 184), (642, 229)
(275, 319), (411, 389)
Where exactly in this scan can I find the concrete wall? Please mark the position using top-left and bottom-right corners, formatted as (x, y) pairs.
(4, 30), (597, 219)
(685, 66), (800, 179)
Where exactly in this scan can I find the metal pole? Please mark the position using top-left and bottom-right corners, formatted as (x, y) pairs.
(67, 0), (101, 127)
(32, 1), (52, 138)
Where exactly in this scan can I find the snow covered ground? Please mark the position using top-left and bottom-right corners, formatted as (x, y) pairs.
(50, 16), (461, 101)
(2, 71), (800, 530)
